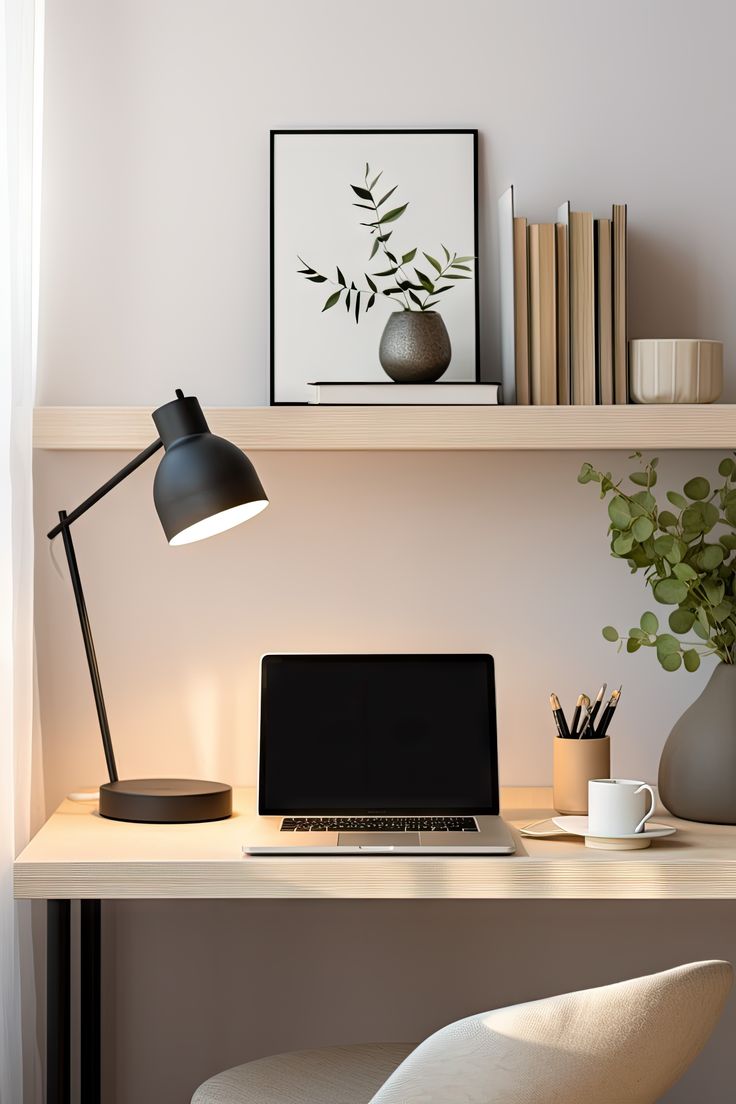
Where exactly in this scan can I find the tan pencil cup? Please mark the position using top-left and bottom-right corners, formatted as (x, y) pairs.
(553, 737), (611, 814)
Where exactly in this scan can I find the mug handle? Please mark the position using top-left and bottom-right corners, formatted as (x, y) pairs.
(634, 784), (656, 833)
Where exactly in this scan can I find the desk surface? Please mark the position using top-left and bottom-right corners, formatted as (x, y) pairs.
(14, 787), (736, 901)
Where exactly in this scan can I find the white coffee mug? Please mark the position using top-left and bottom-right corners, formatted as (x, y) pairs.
(588, 778), (656, 836)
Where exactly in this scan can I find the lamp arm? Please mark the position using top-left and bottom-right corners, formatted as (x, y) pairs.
(47, 438), (163, 540)
(47, 438), (163, 785)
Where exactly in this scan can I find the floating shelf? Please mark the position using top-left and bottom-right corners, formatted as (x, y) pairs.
(33, 404), (735, 451)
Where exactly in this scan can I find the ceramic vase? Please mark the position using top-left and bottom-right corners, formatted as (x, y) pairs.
(629, 339), (723, 404)
(658, 662), (736, 824)
(378, 311), (451, 383)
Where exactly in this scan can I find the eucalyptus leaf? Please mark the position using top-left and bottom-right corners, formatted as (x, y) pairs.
(613, 532), (635, 555)
(669, 608), (695, 633)
(632, 516), (654, 541)
(654, 578), (688, 605)
(672, 562), (698, 581)
(630, 471), (651, 487)
(683, 649), (701, 672)
(608, 496), (632, 530)
(704, 579), (725, 605)
(666, 491), (688, 509)
(684, 476), (710, 500)
(660, 652), (682, 672)
(602, 626), (619, 642)
(658, 510), (678, 529)
(626, 638), (641, 653)
(719, 457), (735, 478)
(699, 545), (725, 570)
(640, 611), (659, 634)
(656, 633), (680, 655)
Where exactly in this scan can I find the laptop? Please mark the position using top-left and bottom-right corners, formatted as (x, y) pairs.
(243, 653), (516, 855)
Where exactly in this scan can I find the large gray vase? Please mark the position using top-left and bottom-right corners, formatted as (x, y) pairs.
(658, 662), (736, 824)
(379, 311), (451, 383)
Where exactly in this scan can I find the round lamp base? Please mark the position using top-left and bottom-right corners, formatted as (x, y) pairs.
(99, 779), (232, 824)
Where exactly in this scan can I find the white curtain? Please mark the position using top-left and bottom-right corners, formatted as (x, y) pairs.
(0, 0), (44, 1100)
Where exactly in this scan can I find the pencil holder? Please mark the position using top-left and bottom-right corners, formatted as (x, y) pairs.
(553, 737), (611, 815)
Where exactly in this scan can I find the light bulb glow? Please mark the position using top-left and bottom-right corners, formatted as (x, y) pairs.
(169, 500), (268, 545)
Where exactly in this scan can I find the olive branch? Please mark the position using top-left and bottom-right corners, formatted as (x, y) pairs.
(297, 162), (473, 323)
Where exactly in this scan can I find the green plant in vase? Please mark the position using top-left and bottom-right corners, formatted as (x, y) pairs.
(297, 164), (474, 382)
(578, 451), (736, 672)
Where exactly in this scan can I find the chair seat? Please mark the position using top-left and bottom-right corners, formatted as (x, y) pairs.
(191, 1042), (415, 1104)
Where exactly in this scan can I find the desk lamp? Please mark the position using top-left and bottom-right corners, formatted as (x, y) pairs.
(48, 390), (268, 824)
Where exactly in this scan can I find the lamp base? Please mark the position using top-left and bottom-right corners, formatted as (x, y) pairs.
(99, 778), (232, 823)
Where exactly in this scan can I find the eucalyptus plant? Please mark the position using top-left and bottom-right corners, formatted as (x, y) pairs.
(297, 163), (474, 323)
(578, 452), (736, 671)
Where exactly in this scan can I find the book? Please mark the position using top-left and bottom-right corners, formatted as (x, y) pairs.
(308, 382), (501, 405)
(612, 203), (628, 403)
(558, 203), (595, 404)
(527, 224), (557, 404)
(513, 216), (530, 405)
(555, 221), (570, 404)
(596, 218), (614, 404)
(498, 186), (518, 404)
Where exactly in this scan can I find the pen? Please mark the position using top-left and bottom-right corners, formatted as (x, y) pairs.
(570, 693), (589, 739)
(596, 686), (622, 739)
(549, 693), (571, 739)
(578, 702), (595, 739)
(589, 683), (607, 727)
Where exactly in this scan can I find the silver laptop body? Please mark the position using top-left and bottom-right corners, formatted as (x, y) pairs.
(244, 653), (516, 856)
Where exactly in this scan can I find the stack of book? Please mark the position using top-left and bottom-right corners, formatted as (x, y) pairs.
(499, 186), (628, 405)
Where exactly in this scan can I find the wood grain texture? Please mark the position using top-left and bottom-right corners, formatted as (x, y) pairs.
(32, 405), (736, 452)
(14, 788), (736, 900)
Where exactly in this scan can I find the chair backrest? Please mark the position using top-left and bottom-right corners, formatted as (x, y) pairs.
(370, 960), (733, 1104)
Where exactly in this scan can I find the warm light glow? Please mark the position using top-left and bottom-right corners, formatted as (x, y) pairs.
(169, 500), (268, 545)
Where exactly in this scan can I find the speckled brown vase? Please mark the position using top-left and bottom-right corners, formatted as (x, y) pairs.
(378, 311), (452, 382)
(658, 663), (736, 824)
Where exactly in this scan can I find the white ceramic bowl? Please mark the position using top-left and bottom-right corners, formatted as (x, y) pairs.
(629, 339), (723, 404)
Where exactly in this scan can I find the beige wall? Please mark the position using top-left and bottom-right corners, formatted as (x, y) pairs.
(35, 1), (736, 1101)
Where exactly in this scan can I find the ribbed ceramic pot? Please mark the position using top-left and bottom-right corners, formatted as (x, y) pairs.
(630, 339), (723, 403)
(658, 663), (736, 824)
(378, 311), (452, 383)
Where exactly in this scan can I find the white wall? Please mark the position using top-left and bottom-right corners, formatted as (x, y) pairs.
(34, 2), (736, 1101)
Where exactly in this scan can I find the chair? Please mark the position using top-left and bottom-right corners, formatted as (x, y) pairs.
(191, 960), (732, 1104)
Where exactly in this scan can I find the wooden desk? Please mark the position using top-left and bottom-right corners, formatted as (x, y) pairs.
(15, 787), (736, 1104)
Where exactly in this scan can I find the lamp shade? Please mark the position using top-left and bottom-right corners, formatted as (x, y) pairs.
(151, 392), (268, 545)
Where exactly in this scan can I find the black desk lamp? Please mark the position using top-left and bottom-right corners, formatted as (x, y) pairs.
(48, 390), (268, 824)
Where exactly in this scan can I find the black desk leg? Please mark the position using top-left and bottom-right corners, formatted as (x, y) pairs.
(47, 900), (71, 1104)
(81, 900), (102, 1104)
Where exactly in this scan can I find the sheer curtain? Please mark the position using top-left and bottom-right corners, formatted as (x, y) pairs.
(1, 0), (44, 1100)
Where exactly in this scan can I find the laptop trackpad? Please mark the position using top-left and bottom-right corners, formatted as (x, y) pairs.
(339, 832), (420, 848)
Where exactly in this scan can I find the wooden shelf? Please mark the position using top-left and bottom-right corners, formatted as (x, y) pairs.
(33, 404), (736, 451)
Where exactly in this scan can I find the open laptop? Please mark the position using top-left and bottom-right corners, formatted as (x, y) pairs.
(244, 654), (516, 855)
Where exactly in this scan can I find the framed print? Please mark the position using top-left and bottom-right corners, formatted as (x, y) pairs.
(270, 129), (479, 404)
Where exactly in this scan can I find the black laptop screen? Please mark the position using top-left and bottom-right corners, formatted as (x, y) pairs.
(259, 654), (498, 814)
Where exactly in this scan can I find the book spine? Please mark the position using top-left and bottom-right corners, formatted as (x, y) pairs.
(528, 224), (557, 405)
(555, 222), (570, 405)
(612, 204), (628, 404)
(569, 211), (595, 405)
(513, 217), (530, 405)
(596, 219), (614, 405)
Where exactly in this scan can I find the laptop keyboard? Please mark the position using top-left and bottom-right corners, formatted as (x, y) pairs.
(280, 816), (479, 832)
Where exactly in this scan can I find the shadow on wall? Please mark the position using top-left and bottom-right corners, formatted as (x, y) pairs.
(629, 228), (700, 344)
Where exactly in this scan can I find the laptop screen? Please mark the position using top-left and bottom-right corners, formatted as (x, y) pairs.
(258, 654), (498, 815)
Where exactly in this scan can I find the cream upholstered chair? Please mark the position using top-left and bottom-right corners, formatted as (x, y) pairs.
(192, 960), (732, 1104)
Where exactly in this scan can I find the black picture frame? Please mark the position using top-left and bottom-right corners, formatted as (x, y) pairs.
(270, 128), (480, 405)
